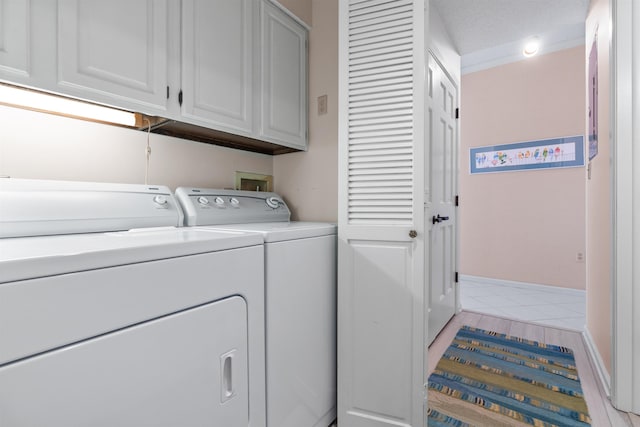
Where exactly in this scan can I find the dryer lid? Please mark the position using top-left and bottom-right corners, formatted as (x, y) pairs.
(0, 227), (263, 283)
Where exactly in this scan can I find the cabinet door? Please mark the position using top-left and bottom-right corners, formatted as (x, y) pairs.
(0, 0), (31, 83)
(0, 0), (56, 89)
(57, 0), (169, 115)
(181, 0), (253, 135)
(259, 0), (308, 150)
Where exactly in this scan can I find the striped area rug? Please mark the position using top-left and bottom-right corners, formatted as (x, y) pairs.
(428, 326), (591, 426)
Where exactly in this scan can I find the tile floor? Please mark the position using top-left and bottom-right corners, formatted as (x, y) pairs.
(460, 279), (586, 331)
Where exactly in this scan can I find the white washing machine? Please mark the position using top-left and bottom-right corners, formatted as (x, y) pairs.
(175, 188), (337, 427)
(0, 179), (266, 427)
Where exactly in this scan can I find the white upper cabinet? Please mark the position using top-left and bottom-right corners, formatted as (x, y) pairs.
(258, 0), (307, 150)
(0, 0), (307, 152)
(56, 0), (170, 115)
(0, 0), (31, 83)
(181, 0), (253, 136)
(0, 0), (55, 88)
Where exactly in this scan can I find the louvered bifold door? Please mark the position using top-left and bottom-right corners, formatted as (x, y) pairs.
(338, 1), (427, 426)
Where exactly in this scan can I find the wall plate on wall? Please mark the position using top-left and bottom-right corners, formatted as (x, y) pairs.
(235, 171), (273, 192)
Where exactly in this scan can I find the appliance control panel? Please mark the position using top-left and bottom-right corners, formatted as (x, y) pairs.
(0, 178), (183, 238)
(175, 188), (291, 226)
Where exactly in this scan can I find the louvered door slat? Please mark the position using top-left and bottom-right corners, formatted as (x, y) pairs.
(349, 38), (413, 55)
(349, 95), (413, 108)
(349, 0), (410, 17)
(349, 56), (411, 72)
(349, 139), (412, 149)
(350, 30), (413, 48)
(349, 0), (402, 12)
(349, 160), (412, 170)
(350, 193), (413, 200)
(349, 118), (413, 128)
(349, 6), (412, 26)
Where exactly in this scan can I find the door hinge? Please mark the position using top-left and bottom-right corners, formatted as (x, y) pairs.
(455, 108), (459, 119)
(166, 86), (169, 99)
(455, 272), (459, 283)
(178, 90), (183, 106)
(455, 195), (459, 206)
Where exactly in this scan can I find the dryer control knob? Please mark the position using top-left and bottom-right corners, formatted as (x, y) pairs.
(197, 196), (210, 205)
(266, 197), (281, 209)
(153, 195), (168, 205)
(230, 197), (240, 207)
(214, 196), (225, 206)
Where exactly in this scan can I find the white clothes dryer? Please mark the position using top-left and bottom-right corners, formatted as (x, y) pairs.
(176, 188), (337, 427)
(0, 179), (266, 427)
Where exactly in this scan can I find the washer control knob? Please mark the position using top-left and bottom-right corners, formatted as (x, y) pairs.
(230, 197), (240, 207)
(197, 196), (210, 206)
(214, 196), (225, 206)
(153, 195), (168, 205)
(266, 197), (281, 209)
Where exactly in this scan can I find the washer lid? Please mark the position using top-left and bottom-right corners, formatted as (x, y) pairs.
(0, 227), (262, 283)
(203, 222), (336, 243)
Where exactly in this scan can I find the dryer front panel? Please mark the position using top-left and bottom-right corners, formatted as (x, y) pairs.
(0, 296), (248, 427)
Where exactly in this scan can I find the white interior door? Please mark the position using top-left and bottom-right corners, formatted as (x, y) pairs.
(427, 52), (458, 345)
(338, 1), (428, 426)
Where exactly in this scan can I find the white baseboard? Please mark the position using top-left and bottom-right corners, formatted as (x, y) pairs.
(582, 327), (611, 397)
(459, 274), (586, 297)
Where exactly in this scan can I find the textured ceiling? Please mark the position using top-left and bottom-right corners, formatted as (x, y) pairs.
(431, 0), (590, 55)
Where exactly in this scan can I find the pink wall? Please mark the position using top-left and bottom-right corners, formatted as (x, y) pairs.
(460, 46), (586, 290)
(585, 0), (611, 374)
(277, 0), (312, 26)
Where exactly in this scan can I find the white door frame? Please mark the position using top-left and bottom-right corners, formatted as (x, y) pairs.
(611, 0), (640, 414)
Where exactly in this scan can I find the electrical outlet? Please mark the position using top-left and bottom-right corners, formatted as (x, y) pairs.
(576, 252), (585, 262)
(318, 94), (328, 115)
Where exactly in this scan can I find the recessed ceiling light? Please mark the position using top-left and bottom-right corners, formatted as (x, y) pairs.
(523, 39), (540, 57)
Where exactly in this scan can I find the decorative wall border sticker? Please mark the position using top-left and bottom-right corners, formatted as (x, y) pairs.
(469, 135), (585, 174)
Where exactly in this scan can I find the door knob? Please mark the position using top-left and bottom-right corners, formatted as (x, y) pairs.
(432, 214), (450, 224)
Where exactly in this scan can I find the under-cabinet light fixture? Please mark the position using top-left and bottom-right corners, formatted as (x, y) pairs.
(0, 83), (137, 127)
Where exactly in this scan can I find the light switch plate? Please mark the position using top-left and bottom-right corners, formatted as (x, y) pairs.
(318, 95), (328, 115)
